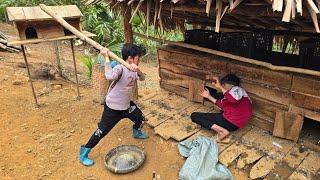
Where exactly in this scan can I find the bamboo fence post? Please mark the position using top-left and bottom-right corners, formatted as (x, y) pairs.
(70, 39), (81, 100)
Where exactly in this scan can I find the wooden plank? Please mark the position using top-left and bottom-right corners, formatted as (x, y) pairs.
(289, 105), (320, 122)
(292, 75), (320, 97)
(154, 114), (201, 141)
(160, 80), (189, 98)
(179, 103), (203, 117)
(228, 62), (292, 90)
(219, 143), (246, 166)
(7, 6), (82, 22)
(159, 60), (212, 81)
(146, 96), (191, 127)
(167, 42), (320, 77)
(188, 78), (204, 103)
(158, 48), (228, 74)
(250, 157), (279, 179)
(265, 145), (310, 179)
(159, 68), (189, 88)
(237, 147), (263, 169)
(288, 151), (320, 179)
(7, 31), (95, 45)
(250, 93), (289, 119)
(273, 111), (303, 142)
(291, 92), (320, 112)
(250, 112), (274, 132)
(242, 81), (292, 105)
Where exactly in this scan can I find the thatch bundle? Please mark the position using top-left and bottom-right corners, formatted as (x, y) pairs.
(86, 0), (320, 34)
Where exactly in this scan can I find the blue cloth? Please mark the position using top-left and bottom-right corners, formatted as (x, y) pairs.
(96, 54), (118, 68)
(178, 136), (233, 180)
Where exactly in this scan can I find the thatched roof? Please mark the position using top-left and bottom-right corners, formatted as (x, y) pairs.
(6, 5), (82, 22)
(88, 0), (320, 34)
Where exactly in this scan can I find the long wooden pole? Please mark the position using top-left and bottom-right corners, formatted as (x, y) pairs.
(39, 4), (131, 69)
(21, 45), (40, 108)
(70, 39), (81, 100)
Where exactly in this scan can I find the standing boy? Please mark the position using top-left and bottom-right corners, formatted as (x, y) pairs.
(79, 43), (148, 166)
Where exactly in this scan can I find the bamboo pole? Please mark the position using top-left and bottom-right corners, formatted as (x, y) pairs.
(39, 4), (131, 69)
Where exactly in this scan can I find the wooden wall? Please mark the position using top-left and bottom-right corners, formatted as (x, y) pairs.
(158, 45), (320, 134)
(16, 19), (81, 40)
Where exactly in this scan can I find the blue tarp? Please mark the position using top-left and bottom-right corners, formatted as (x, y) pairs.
(178, 136), (234, 180)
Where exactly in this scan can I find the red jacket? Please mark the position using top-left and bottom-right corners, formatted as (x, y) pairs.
(215, 86), (252, 128)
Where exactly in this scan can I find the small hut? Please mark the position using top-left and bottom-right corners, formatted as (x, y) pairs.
(6, 5), (95, 107)
(6, 5), (94, 44)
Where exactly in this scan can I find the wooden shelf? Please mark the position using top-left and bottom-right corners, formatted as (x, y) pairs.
(7, 31), (95, 45)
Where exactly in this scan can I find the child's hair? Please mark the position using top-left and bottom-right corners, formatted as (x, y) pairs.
(121, 43), (146, 61)
(220, 74), (240, 86)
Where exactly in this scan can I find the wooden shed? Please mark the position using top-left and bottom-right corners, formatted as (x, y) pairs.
(87, 0), (320, 142)
(5, 5), (95, 107)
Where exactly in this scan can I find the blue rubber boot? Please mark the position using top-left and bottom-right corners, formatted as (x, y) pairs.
(79, 145), (94, 166)
(133, 129), (148, 139)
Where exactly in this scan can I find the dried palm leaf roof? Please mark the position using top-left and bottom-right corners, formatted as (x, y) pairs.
(87, 0), (320, 34)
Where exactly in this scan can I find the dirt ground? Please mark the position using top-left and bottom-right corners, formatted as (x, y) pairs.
(0, 22), (193, 180)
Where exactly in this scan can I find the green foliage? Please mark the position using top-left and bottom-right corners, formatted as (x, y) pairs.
(78, 55), (95, 79)
(0, 1), (183, 60)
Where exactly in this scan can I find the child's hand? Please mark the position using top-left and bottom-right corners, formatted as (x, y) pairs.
(200, 88), (210, 99)
(129, 64), (139, 72)
(100, 48), (110, 62)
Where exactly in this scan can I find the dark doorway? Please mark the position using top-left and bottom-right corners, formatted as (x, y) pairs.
(300, 117), (320, 147)
(25, 27), (38, 39)
(64, 28), (73, 36)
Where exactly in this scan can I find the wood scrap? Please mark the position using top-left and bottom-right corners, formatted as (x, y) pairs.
(0, 31), (20, 53)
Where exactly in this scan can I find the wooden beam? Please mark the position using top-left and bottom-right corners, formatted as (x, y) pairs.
(123, 5), (134, 43)
(167, 41), (320, 77)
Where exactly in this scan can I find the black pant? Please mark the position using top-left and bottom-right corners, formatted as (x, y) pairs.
(85, 101), (145, 149)
(191, 112), (239, 131)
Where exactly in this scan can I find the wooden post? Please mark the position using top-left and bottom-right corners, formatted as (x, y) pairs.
(123, 5), (139, 100)
(70, 39), (81, 100)
(21, 45), (39, 108)
(123, 6), (134, 43)
(54, 41), (62, 76)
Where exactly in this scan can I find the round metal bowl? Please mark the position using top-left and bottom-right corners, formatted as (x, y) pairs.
(104, 145), (146, 174)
